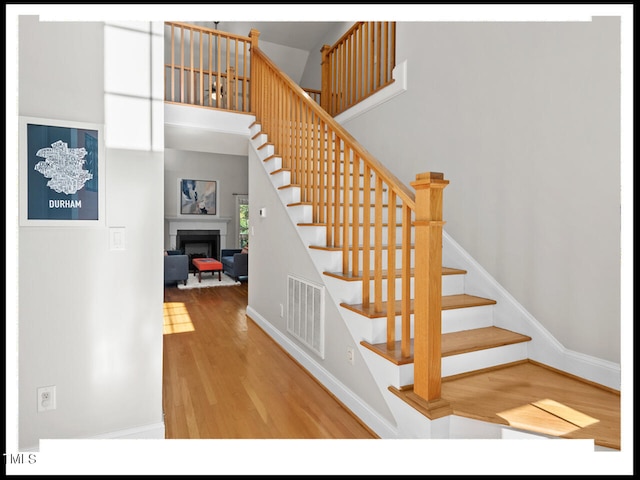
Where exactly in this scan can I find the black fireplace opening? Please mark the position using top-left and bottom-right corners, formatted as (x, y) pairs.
(176, 229), (220, 271)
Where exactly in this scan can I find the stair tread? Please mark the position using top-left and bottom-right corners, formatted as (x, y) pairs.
(361, 326), (532, 365)
(324, 267), (467, 281)
(309, 243), (414, 252)
(279, 183), (377, 192)
(341, 294), (496, 318)
(298, 222), (403, 227)
(289, 202), (399, 208)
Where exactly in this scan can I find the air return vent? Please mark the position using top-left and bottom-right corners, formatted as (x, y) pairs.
(287, 275), (325, 359)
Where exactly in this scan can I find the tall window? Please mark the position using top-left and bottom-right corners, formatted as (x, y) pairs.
(236, 194), (249, 248)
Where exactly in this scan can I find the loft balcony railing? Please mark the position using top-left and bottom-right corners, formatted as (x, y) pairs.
(164, 21), (252, 112)
(164, 21), (395, 118)
(164, 21), (447, 406)
(321, 22), (396, 116)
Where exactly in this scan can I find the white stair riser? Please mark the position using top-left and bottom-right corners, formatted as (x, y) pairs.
(361, 347), (415, 389)
(442, 274), (465, 295)
(270, 170), (291, 188)
(441, 342), (529, 378)
(315, 173), (376, 189)
(359, 303), (496, 345)
(381, 342), (531, 387)
(297, 225), (326, 246)
(338, 305), (386, 344)
(351, 206), (405, 224)
(308, 248), (343, 272)
(263, 156), (283, 173)
(256, 144), (274, 158)
(286, 203), (312, 224)
(298, 225), (415, 248)
(278, 186), (301, 205)
(442, 305), (495, 333)
(326, 274), (466, 306)
(350, 248), (416, 270)
(291, 187), (390, 204)
(251, 133), (268, 146)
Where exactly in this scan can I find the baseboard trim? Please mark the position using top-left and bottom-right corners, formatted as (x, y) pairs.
(20, 421), (165, 452)
(87, 421), (166, 440)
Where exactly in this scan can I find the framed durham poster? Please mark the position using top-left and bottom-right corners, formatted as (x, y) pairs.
(19, 116), (105, 226)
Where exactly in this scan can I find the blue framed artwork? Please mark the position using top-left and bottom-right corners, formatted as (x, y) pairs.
(20, 117), (105, 226)
(180, 179), (217, 215)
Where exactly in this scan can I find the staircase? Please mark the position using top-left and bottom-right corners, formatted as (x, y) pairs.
(248, 121), (535, 422)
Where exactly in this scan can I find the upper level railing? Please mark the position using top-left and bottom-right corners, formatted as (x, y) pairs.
(164, 21), (395, 119)
(321, 22), (396, 116)
(164, 22), (252, 112)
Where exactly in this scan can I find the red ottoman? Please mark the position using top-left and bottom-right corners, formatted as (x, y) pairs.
(191, 258), (223, 282)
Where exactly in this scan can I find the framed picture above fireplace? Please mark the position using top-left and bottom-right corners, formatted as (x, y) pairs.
(180, 179), (217, 215)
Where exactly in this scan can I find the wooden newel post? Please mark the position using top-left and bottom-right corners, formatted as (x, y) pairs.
(249, 28), (260, 45)
(411, 172), (449, 403)
(320, 45), (331, 113)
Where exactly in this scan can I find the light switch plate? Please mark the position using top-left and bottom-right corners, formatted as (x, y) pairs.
(109, 227), (126, 251)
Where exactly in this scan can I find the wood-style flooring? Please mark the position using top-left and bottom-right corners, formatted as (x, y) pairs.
(163, 282), (620, 450)
(162, 282), (377, 439)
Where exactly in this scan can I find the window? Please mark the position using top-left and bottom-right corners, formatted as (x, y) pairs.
(236, 194), (249, 248)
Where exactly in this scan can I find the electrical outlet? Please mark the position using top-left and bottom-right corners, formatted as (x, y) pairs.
(346, 347), (355, 365)
(279, 303), (284, 318)
(37, 386), (56, 412)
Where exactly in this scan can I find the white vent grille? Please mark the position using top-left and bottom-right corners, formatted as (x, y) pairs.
(287, 275), (325, 359)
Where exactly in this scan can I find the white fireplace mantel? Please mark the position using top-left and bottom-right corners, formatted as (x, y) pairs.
(166, 216), (232, 250)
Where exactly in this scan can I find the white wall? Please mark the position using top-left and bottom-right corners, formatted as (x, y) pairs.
(16, 17), (165, 450)
(308, 19), (621, 364)
(246, 141), (396, 426)
(299, 22), (352, 90)
(163, 149), (248, 249)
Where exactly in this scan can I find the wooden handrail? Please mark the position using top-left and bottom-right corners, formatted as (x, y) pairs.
(252, 46), (414, 209)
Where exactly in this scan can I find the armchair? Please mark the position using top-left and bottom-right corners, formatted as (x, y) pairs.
(164, 250), (189, 285)
(220, 248), (248, 281)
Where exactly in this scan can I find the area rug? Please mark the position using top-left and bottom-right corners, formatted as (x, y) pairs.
(177, 271), (241, 289)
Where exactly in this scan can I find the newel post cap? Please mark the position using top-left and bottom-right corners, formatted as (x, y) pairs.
(411, 172), (449, 189)
(249, 29), (260, 48)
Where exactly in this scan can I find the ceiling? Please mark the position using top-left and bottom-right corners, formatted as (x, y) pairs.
(189, 21), (340, 52)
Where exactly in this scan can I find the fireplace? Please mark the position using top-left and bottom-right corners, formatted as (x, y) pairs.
(176, 230), (220, 269)
(167, 216), (231, 264)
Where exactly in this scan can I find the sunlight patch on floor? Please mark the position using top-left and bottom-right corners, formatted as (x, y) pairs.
(531, 398), (599, 428)
(163, 301), (195, 334)
(497, 398), (599, 437)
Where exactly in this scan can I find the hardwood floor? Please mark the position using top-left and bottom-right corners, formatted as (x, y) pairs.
(390, 360), (620, 450)
(162, 282), (377, 439)
(439, 361), (621, 450)
(163, 282), (620, 450)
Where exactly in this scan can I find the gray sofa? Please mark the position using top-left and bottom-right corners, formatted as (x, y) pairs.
(164, 250), (189, 285)
(220, 249), (248, 281)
